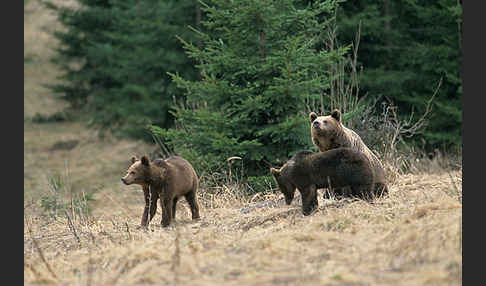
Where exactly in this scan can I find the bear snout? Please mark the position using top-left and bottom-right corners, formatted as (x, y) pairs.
(312, 121), (320, 129)
(121, 177), (128, 185)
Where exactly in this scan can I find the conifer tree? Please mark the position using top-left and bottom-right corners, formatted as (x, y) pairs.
(337, 0), (462, 149)
(46, 0), (199, 139)
(151, 0), (347, 181)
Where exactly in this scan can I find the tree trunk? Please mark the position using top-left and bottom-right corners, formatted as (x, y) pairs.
(260, 30), (266, 62)
(383, 0), (391, 70)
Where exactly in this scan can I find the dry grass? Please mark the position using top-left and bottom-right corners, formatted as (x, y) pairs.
(24, 1), (462, 285)
(24, 171), (462, 286)
(24, 120), (154, 204)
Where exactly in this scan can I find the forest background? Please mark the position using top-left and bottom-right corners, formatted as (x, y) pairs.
(43, 0), (462, 189)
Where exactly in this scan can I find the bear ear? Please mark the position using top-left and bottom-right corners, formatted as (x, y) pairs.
(331, 109), (341, 122)
(270, 167), (281, 176)
(309, 112), (318, 123)
(130, 156), (138, 164)
(141, 155), (150, 167)
(153, 159), (169, 169)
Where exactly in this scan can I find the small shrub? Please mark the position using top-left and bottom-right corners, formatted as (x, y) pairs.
(246, 175), (276, 195)
(40, 173), (95, 219)
(40, 174), (63, 217)
(41, 191), (95, 219)
(32, 111), (72, 123)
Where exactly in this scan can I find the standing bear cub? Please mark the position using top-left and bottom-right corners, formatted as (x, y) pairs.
(309, 109), (388, 196)
(121, 155), (199, 227)
(270, 148), (388, 216)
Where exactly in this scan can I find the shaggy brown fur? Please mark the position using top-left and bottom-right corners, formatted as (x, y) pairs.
(309, 109), (388, 194)
(270, 148), (388, 216)
(121, 155), (199, 227)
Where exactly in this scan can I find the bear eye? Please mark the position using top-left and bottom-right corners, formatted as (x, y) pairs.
(130, 171), (135, 175)
(323, 120), (328, 124)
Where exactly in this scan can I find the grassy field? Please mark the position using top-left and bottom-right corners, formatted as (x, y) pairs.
(24, 171), (462, 286)
(24, 1), (462, 285)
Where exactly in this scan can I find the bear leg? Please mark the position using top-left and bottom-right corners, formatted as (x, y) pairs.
(141, 186), (159, 227)
(172, 196), (179, 221)
(351, 185), (374, 201)
(300, 185), (318, 216)
(161, 195), (173, 227)
(185, 190), (200, 220)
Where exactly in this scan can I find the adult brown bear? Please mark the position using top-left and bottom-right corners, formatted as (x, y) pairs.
(270, 148), (388, 216)
(309, 109), (388, 197)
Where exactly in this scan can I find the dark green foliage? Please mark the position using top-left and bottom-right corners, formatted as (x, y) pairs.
(40, 174), (95, 218)
(337, 0), (462, 149)
(247, 175), (276, 194)
(45, 0), (461, 196)
(46, 0), (199, 140)
(151, 0), (347, 187)
(31, 111), (73, 123)
(40, 192), (95, 218)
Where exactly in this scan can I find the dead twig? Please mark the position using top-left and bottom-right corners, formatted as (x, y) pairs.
(64, 209), (81, 245)
(125, 222), (132, 240)
(384, 77), (442, 155)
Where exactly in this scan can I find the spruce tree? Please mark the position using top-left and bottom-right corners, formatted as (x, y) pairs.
(337, 0), (462, 149)
(151, 0), (347, 185)
(46, 0), (199, 139)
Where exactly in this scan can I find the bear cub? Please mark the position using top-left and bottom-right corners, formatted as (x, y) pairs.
(270, 148), (388, 216)
(121, 155), (199, 227)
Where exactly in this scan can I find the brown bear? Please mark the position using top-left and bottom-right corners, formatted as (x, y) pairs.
(270, 148), (388, 215)
(309, 109), (388, 196)
(121, 155), (200, 227)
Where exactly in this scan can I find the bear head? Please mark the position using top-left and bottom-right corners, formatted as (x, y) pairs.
(121, 155), (168, 186)
(309, 109), (342, 151)
(121, 155), (150, 185)
(270, 167), (295, 205)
